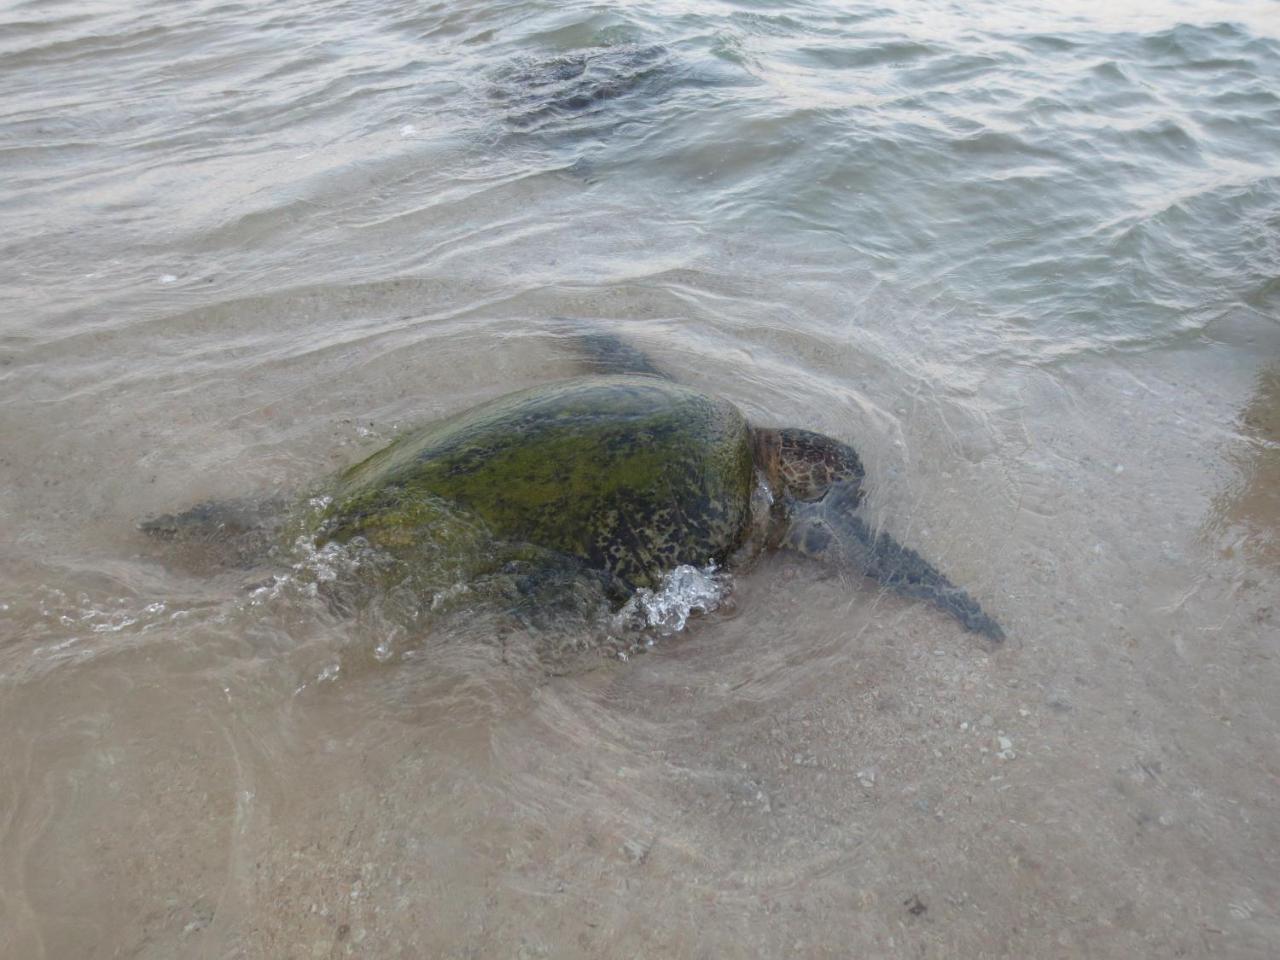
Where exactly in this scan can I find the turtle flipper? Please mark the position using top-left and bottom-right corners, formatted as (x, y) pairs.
(785, 490), (1004, 641)
(140, 497), (289, 569)
(554, 321), (666, 378)
(758, 427), (1004, 641)
(855, 519), (1004, 640)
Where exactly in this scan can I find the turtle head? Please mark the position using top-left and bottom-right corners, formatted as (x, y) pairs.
(751, 427), (865, 505)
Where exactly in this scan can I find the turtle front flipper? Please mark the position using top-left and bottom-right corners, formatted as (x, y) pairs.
(554, 321), (667, 378)
(785, 489), (1005, 641)
(758, 427), (1004, 641)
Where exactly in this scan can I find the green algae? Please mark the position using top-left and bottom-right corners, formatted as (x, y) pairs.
(318, 376), (755, 593)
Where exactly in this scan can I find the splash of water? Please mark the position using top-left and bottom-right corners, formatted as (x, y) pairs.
(616, 563), (731, 638)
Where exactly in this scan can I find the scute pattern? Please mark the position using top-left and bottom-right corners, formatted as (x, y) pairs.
(321, 376), (755, 594)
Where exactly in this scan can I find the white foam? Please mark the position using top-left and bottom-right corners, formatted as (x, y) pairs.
(617, 563), (730, 637)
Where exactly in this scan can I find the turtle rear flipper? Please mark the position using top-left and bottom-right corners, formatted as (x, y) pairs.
(140, 498), (289, 570)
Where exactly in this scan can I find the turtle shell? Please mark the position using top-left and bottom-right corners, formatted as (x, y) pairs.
(322, 375), (755, 593)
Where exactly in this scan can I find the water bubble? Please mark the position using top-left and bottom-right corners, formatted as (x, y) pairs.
(316, 662), (340, 683)
(617, 563), (730, 637)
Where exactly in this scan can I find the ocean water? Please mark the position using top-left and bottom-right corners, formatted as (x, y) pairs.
(2, 0), (1279, 956)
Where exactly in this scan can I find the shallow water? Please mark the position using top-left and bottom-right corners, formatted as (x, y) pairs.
(2, 0), (1279, 956)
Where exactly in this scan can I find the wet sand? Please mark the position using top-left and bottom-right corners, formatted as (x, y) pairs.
(2, 310), (1278, 958)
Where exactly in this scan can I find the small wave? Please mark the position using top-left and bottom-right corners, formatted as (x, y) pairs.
(792, 40), (938, 71)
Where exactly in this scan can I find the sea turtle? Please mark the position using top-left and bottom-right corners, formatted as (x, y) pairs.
(490, 44), (673, 133)
(143, 329), (1004, 641)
